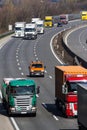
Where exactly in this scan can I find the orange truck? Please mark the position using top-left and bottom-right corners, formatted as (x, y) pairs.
(28, 61), (45, 77)
(55, 65), (87, 117)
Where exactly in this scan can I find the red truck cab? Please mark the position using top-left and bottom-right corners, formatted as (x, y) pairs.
(55, 66), (87, 117)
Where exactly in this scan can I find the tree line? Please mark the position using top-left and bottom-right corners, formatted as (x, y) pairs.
(0, 0), (87, 33)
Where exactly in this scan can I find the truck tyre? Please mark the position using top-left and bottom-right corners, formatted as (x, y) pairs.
(32, 112), (36, 117)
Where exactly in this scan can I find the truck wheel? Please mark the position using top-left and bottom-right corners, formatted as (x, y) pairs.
(32, 112), (36, 117)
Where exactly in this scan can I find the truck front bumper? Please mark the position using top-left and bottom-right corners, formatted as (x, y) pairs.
(9, 107), (37, 115)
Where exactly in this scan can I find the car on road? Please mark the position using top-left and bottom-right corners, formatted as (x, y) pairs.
(28, 60), (46, 77)
(57, 22), (62, 27)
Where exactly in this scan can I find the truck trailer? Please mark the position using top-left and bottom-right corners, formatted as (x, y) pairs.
(1, 78), (40, 116)
(55, 65), (87, 117)
(36, 20), (44, 34)
(77, 83), (87, 130)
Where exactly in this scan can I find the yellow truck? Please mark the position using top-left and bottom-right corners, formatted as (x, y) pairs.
(28, 61), (45, 77)
(44, 16), (53, 27)
(81, 11), (87, 20)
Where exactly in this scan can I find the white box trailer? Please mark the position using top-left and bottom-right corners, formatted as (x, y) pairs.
(14, 22), (26, 37)
(24, 23), (37, 39)
(36, 20), (44, 34)
(31, 18), (41, 24)
(77, 83), (87, 130)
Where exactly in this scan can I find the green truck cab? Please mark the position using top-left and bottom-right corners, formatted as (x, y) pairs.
(1, 78), (40, 116)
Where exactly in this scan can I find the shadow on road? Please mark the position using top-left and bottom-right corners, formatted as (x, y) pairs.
(42, 103), (64, 117)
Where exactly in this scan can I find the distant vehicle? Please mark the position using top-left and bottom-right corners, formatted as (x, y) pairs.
(1, 78), (40, 116)
(44, 16), (53, 27)
(77, 83), (87, 130)
(31, 18), (41, 24)
(57, 21), (62, 27)
(55, 65), (87, 117)
(59, 14), (68, 24)
(29, 60), (46, 77)
(14, 22), (26, 37)
(81, 11), (87, 20)
(36, 20), (44, 34)
(24, 23), (37, 40)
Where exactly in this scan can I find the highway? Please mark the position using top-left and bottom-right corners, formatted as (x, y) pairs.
(0, 20), (84, 130)
(66, 25), (87, 63)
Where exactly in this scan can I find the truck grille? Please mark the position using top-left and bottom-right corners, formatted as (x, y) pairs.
(14, 95), (32, 111)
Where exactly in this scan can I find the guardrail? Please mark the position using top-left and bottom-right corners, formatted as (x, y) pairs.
(0, 30), (14, 39)
(62, 23), (87, 68)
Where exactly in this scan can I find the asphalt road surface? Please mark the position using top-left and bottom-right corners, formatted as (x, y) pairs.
(0, 20), (84, 130)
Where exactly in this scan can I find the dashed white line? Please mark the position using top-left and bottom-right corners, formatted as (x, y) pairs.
(17, 63), (20, 66)
(16, 59), (19, 62)
(36, 57), (38, 60)
(53, 115), (59, 121)
(16, 55), (18, 58)
(21, 72), (24, 75)
(19, 67), (22, 70)
(45, 70), (47, 73)
(42, 103), (47, 108)
(49, 75), (52, 79)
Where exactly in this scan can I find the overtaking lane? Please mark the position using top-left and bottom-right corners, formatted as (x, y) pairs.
(66, 26), (87, 62)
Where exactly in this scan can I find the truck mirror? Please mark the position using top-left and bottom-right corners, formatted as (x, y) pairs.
(62, 84), (67, 94)
(62, 85), (65, 94)
(37, 86), (40, 94)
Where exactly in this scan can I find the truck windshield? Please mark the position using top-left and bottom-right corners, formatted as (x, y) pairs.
(15, 27), (21, 31)
(37, 24), (43, 27)
(32, 64), (42, 68)
(25, 28), (36, 32)
(10, 85), (35, 95)
(45, 20), (52, 22)
(67, 81), (87, 92)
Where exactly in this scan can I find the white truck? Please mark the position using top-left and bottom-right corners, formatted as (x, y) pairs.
(14, 22), (26, 37)
(31, 18), (41, 24)
(77, 83), (87, 130)
(24, 23), (37, 40)
(36, 20), (44, 34)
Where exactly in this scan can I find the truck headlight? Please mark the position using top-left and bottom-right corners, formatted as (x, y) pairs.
(10, 107), (15, 111)
(41, 70), (44, 72)
(31, 70), (34, 72)
(32, 107), (37, 111)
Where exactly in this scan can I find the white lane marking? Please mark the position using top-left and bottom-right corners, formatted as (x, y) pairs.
(19, 67), (22, 70)
(42, 103), (47, 108)
(49, 75), (52, 79)
(21, 72), (24, 75)
(50, 31), (64, 64)
(17, 63), (20, 66)
(36, 57), (38, 60)
(16, 55), (18, 58)
(53, 115), (59, 121)
(45, 70), (47, 73)
(16, 59), (19, 62)
(10, 117), (20, 130)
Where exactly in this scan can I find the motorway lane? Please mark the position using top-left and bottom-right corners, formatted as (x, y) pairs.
(0, 25), (79, 130)
(66, 26), (87, 62)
